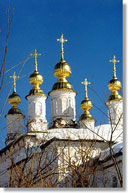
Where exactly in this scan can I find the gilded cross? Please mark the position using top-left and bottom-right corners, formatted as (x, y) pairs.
(109, 55), (120, 78)
(57, 33), (68, 59)
(30, 49), (41, 71)
(81, 78), (91, 98)
(10, 72), (19, 92)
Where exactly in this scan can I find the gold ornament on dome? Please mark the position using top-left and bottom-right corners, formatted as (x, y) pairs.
(9, 72), (21, 107)
(49, 33), (76, 94)
(57, 33), (68, 60)
(10, 71), (19, 92)
(6, 71), (24, 116)
(107, 55), (122, 102)
(109, 55), (120, 78)
(30, 48), (41, 71)
(27, 49), (47, 97)
(80, 78), (96, 122)
(81, 78), (91, 99)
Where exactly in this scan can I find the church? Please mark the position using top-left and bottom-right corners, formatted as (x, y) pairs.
(0, 34), (123, 187)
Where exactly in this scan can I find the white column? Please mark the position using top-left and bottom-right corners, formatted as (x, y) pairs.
(49, 90), (76, 121)
(79, 119), (95, 130)
(27, 95), (48, 132)
(6, 114), (24, 145)
(107, 100), (123, 141)
(107, 100), (123, 127)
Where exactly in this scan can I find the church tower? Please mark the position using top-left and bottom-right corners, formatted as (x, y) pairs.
(106, 55), (123, 133)
(79, 78), (96, 129)
(26, 49), (48, 132)
(49, 34), (77, 127)
(5, 72), (25, 145)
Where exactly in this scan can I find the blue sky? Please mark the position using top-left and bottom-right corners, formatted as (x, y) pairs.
(0, 0), (122, 149)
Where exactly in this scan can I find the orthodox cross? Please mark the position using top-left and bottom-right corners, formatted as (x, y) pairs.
(81, 78), (91, 98)
(109, 55), (120, 78)
(10, 72), (19, 92)
(30, 49), (41, 71)
(57, 33), (68, 60)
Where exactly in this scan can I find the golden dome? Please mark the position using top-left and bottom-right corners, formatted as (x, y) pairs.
(107, 76), (122, 102)
(30, 70), (43, 86)
(6, 71), (25, 116)
(9, 91), (21, 107)
(54, 59), (72, 79)
(80, 100), (96, 121)
(49, 34), (76, 94)
(81, 97), (93, 111)
(80, 97), (95, 121)
(107, 55), (122, 102)
(6, 91), (25, 116)
(26, 49), (47, 98)
(109, 77), (122, 91)
(80, 78), (96, 122)
(26, 70), (47, 98)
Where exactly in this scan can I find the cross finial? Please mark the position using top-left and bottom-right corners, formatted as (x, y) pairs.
(57, 33), (68, 60)
(109, 55), (120, 78)
(81, 78), (91, 98)
(10, 72), (19, 92)
(30, 49), (41, 71)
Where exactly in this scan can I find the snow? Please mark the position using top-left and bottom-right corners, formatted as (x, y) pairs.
(35, 123), (122, 143)
(99, 142), (123, 161)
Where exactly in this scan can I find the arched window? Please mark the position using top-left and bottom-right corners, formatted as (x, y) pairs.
(36, 102), (42, 115)
(56, 99), (62, 115)
(68, 98), (73, 114)
(62, 97), (68, 114)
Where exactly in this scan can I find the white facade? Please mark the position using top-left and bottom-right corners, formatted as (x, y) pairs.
(79, 119), (95, 130)
(27, 95), (48, 131)
(49, 90), (76, 121)
(6, 114), (24, 144)
(107, 100), (123, 130)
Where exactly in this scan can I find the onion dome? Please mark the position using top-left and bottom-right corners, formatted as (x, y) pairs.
(26, 49), (47, 98)
(80, 78), (96, 121)
(9, 91), (21, 107)
(49, 33), (76, 94)
(6, 72), (23, 116)
(54, 58), (71, 79)
(107, 55), (122, 102)
(8, 91), (22, 115)
(28, 70), (45, 96)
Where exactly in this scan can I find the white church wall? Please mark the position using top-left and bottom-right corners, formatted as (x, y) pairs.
(27, 95), (48, 131)
(6, 114), (24, 135)
(107, 100), (123, 129)
(50, 90), (76, 121)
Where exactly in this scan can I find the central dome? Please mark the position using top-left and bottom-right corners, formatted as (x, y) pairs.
(54, 59), (72, 79)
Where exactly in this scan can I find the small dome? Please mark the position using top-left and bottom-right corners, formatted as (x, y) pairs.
(30, 70), (43, 86)
(9, 91), (21, 107)
(109, 77), (122, 91)
(54, 59), (71, 79)
(81, 97), (93, 111)
(7, 106), (22, 115)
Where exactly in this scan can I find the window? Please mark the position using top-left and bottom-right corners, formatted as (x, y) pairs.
(36, 102), (42, 115)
